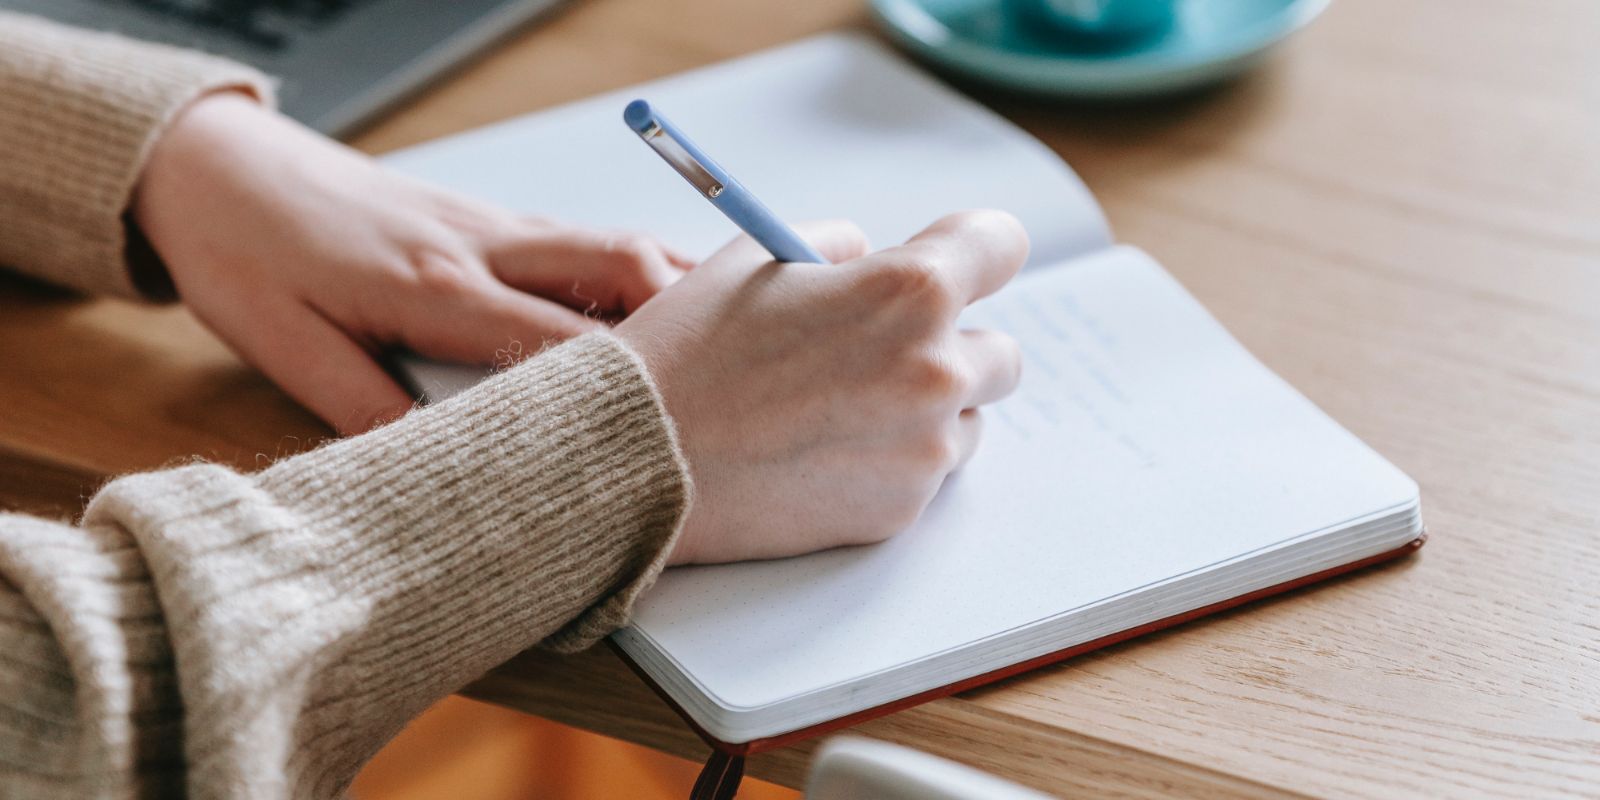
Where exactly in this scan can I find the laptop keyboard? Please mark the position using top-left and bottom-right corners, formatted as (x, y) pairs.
(108, 0), (369, 51)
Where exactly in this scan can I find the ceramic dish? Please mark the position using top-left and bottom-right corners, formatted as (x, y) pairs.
(870, 0), (1331, 97)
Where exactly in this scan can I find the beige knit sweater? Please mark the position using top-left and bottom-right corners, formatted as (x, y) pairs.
(0, 12), (691, 799)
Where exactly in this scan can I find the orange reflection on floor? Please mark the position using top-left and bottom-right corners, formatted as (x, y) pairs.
(352, 695), (801, 799)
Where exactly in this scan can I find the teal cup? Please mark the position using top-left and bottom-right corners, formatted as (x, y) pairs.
(1007, 0), (1178, 39)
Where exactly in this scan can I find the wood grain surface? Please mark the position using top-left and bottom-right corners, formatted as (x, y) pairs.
(2, 0), (1597, 796)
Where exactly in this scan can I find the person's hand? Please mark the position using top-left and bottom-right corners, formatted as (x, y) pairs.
(132, 92), (692, 434)
(616, 211), (1027, 565)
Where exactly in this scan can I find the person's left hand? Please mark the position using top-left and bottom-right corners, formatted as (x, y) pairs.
(132, 92), (693, 435)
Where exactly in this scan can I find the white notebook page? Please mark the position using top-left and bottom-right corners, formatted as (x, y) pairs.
(382, 33), (1108, 272)
(621, 246), (1418, 716)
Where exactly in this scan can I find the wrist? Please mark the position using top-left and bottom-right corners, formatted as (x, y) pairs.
(131, 91), (277, 252)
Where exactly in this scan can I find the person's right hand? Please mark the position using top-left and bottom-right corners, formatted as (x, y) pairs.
(615, 210), (1028, 565)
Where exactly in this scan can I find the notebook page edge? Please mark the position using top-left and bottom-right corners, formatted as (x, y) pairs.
(612, 497), (1419, 740)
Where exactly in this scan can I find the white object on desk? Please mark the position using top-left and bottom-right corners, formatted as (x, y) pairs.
(807, 737), (1055, 800)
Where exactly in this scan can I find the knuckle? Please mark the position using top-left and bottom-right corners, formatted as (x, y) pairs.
(406, 247), (481, 297)
(904, 350), (970, 402)
(895, 429), (961, 481)
(932, 209), (1029, 273)
(604, 234), (660, 272)
(892, 257), (953, 298)
(864, 255), (959, 312)
(925, 433), (962, 472)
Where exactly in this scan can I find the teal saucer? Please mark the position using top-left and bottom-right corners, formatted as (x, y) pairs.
(870, 0), (1330, 98)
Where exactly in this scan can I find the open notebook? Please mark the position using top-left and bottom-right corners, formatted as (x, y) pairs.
(385, 34), (1424, 753)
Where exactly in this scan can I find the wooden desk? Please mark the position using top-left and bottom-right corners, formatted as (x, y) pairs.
(3, 0), (1597, 795)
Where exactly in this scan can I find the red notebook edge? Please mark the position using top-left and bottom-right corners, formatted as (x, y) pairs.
(609, 533), (1427, 758)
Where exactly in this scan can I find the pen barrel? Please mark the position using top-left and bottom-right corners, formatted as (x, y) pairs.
(627, 99), (829, 264)
(712, 186), (830, 264)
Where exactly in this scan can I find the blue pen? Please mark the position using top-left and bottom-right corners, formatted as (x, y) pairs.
(623, 99), (829, 264)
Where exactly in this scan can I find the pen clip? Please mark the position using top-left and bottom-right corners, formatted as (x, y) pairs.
(637, 121), (726, 199)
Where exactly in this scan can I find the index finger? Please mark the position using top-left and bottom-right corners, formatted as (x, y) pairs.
(878, 210), (1030, 307)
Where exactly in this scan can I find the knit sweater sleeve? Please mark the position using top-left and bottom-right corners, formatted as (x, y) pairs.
(0, 11), (275, 298)
(0, 334), (691, 799)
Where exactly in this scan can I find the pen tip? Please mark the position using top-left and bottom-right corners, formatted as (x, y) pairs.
(623, 99), (654, 133)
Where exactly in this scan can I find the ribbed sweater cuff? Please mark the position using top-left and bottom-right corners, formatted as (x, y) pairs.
(0, 12), (276, 299)
(262, 332), (692, 655)
(85, 334), (690, 793)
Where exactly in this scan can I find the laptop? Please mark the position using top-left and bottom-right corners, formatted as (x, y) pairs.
(0, 0), (566, 136)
